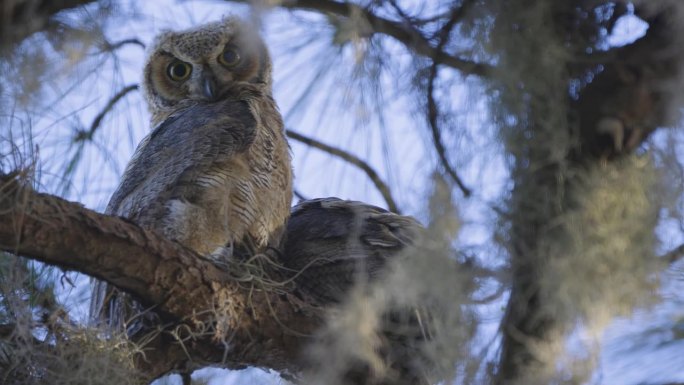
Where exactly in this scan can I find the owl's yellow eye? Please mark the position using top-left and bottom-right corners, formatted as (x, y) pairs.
(167, 60), (192, 81)
(218, 47), (241, 67)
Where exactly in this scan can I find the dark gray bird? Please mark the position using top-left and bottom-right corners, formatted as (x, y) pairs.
(281, 198), (431, 385)
(281, 198), (421, 305)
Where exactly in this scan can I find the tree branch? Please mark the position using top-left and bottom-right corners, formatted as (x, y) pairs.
(0, 172), (321, 380)
(101, 38), (145, 51)
(232, 0), (493, 76)
(286, 129), (400, 213)
(496, 4), (684, 383)
(76, 84), (139, 142)
(425, 3), (474, 197)
(0, 0), (97, 49)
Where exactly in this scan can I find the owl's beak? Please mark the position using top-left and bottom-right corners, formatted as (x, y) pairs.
(201, 75), (217, 101)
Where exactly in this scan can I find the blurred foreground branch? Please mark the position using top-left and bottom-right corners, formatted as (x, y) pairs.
(0, 0), (96, 49)
(496, 3), (684, 383)
(665, 243), (684, 265)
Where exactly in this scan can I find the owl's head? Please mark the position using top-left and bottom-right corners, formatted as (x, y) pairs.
(143, 17), (272, 124)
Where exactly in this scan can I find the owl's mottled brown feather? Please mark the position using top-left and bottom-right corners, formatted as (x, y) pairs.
(280, 198), (431, 385)
(108, 88), (288, 253)
(281, 198), (421, 305)
(91, 17), (292, 332)
(108, 99), (254, 212)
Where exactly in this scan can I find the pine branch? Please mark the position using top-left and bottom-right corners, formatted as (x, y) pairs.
(230, 0), (493, 76)
(75, 84), (139, 142)
(665, 243), (684, 265)
(424, 2), (475, 197)
(0, 172), (320, 380)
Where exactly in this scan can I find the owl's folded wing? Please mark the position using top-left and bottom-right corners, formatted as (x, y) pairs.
(106, 99), (256, 218)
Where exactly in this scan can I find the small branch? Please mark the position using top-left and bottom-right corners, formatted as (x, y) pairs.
(386, 0), (413, 24)
(286, 129), (400, 213)
(231, 0), (492, 76)
(101, 38), (145, 51)
(429, 0), (474, 40)
(75, 84), (139, 141)
(293, 189), (308, 202)
(425, 4), (473, 197)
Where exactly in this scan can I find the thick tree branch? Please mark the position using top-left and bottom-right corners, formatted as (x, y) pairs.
(0, 172), (321, 380)
(286, 129), (400, 213)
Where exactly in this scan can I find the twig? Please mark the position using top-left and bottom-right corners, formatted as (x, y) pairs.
(386, 0), (413, 24)
(75, 84), (139, 142)
(664, 243), (684, 265)
(425, 3), (474, 197)
(0, 323), (48, 346)
(102, 38), (145, 51)
(232, 0), (492, 77)
(434, 0), (475, 39)
(293, 189), (308, 202)
(286, 129), (400, 213)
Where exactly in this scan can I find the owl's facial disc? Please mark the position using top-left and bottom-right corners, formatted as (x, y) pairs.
(144, 19), (272, 117)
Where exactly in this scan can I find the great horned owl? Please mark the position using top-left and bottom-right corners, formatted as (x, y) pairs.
(90, 17), (292, 330)
(282, 198), (421, 304)
(281, 198), (430, 385)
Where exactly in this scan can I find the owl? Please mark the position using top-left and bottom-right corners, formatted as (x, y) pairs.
(281, 198), (421, 305)
(90, 17), (292, 330)
(281, 198), (430, 385)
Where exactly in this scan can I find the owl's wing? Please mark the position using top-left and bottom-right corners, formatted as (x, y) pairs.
(106, 99), (256, 217)
(282, 198), (431, 384)
(92, 99), (256, 331)
(281, 198), (421, 304)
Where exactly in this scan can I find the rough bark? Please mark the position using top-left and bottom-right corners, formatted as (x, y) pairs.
(0, 172), (322, 381)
